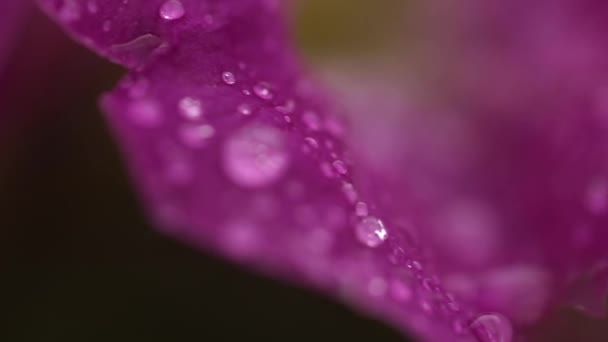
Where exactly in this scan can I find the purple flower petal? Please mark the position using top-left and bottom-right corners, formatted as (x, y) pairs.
(35, 0), (608, 341)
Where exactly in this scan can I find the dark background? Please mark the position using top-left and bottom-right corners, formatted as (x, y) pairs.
(0, 7), (409, 342)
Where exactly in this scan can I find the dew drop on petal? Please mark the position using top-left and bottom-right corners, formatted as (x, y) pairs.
(355, 216), (388, 248)
(179, 96), (203, 120)
(470, 313), (513, 342)
(332, 160), (348, 175)
(238, 103), (252, 116)
(355, 202), (369, 217)
(223, 125), (289, 188)
(342, 182), (358, 203)
(159, 0), (185, 21)
(222, 71), (236, 85)
(253, 82), (273, 100)
(304, 137), (319, 149)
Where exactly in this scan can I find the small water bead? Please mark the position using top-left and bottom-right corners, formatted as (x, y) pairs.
(342, 182), (358, 203)
(470, 313), (513, 342)
(222, 71), (236, 85)
(179, 97), (203, 120)
(253, 82), (273, 100)
(355, 216), (388, 248)
(159, 0), (185, 21)
(275, 100), (295, 114)
(223, 125), (289, 188)
(332, 160), (348, 175)
(304, 137), (319, 149)
(238, 103), (252, 116)
(355, 202), (369, 217)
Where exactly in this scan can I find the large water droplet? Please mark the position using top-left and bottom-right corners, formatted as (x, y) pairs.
(222, 71), (236, 85)
(355, 202), (369, 217)
(253, 82), (273, 100)
(355, 216), (388, 248)
(332, 160), (348, 175)
(470, 313), (513, 342)
(238, 103), (252, 116)
(179, 96), (203, 120)
(223, 125), (289, 188)
(159, 0), (185, 20)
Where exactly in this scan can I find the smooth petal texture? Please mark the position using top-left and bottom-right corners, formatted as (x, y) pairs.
(37, 1), (489, 341)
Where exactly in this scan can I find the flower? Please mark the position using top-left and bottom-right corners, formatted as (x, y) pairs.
(3, 0), (608, 340)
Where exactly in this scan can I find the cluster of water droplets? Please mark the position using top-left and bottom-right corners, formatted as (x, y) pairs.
(119, 52), (517, 341)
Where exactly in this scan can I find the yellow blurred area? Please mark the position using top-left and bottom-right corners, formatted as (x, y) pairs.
(293, 0), (410, 60)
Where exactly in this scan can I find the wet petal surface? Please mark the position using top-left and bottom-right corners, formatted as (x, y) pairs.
(37, 0), (608, 341)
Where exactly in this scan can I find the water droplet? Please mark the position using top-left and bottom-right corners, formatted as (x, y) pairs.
(304, 137), (319, 149)
(342, 182), (358, 203)
(222, 71), (236, 85)
(253, 82), (273, 100)
(179, 97), (203, 120)
(332, 160), (348, 175)
(355, 202), (369, 217)
(470, 313), (513, 342)
(275, 100), (295, 114)
(238, 103), (252, 116)
(223, 125), (289, 188)
(355, 216), (388, 248)
(159, 0), (185, 20)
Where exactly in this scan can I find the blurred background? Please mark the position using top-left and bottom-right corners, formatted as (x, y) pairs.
(0, 1), (412, 341)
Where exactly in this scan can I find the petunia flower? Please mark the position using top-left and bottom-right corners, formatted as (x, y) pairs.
(3, 0), (608, 341)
